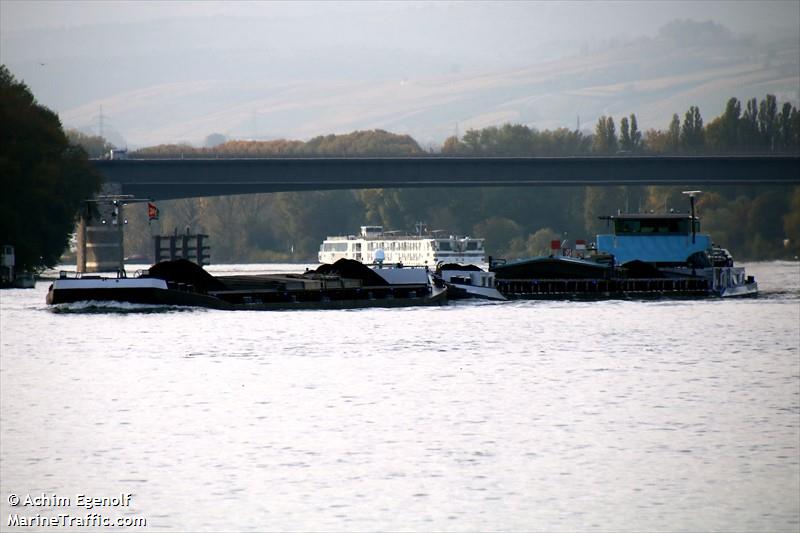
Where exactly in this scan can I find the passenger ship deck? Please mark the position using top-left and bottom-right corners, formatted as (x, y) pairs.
(319, 225), (485, 266)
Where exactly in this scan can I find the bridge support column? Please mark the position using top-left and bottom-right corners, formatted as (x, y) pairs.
(76, 184), (125, 273)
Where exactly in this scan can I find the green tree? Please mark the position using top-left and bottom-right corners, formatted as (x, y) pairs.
(667, 113), (681, 152)
(758, 94), (778, 151)
(628, 114), (642, 152)
(472, 217), (522, 257)
(720, 97), (741, 149)
(741, 97), (759, 149)
(619, 114), (642, 152)
(583, 186), (627, 235)
(680, 106), (705, 152)
(783, 187), (800, 257)
(642, 128), (669, 153)
(745, 189), (789, 257)
(619, 116), (631, 151)
(593, 116), (618, 153)
(776, 102), (797, 152)
(0, 65), (102, 271)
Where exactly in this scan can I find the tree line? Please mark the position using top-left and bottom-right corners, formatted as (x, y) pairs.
(1, 66), (102, 272)
(110, 96), (800, 263)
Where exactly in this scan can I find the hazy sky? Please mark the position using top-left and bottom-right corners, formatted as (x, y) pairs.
(3, 0), (798, 39)
(1, 0), (797, 146)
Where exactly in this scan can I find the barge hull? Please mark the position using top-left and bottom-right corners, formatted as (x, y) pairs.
(46, 286), (233, 309)
(496, 277), (712, 299)
(47, 283), (447, 310)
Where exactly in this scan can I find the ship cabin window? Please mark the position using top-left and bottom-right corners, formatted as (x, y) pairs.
(466, 241), (479, 251)
(438, 241), (452, 251)
(322, 243), (348, 252)
(354, 243), (361, 251)
(613, 218), (698, 235)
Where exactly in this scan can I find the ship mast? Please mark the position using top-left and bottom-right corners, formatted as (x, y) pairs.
(682, 190), (702, 244)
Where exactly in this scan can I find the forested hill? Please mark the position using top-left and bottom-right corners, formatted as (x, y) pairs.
(108, 96), (799, 263)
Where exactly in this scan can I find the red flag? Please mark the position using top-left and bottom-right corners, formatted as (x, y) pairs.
(147, 202), (159, 221)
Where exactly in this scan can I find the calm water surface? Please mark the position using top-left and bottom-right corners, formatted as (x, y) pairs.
(1, 261), (798, 532)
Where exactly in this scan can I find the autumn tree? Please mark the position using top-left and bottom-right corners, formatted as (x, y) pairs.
(66, 130), (113, 158)
(706, 97), (741, 152)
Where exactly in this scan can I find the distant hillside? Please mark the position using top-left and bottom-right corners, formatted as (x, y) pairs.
(19, 20), (800, 147)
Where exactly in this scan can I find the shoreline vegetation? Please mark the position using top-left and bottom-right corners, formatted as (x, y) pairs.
(110, 95), (799, 264)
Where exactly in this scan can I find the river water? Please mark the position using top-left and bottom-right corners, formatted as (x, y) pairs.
(1, 261), (798, 532)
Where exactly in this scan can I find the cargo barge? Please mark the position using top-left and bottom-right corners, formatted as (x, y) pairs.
(47, 259), (447, 310)
(491, 194), (757, 299)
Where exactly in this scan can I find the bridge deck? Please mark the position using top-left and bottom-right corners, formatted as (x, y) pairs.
(92, 156), (800, 200)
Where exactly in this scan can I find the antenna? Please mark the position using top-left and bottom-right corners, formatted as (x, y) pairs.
(682, 191), (702, 244)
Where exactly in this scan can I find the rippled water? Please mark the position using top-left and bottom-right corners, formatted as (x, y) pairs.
(1, 262), (798, 532)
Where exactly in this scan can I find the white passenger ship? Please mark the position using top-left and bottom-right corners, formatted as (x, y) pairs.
(319, 225), (485, 266)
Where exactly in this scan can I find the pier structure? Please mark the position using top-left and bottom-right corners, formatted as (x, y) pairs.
(154, 231), (210, 266)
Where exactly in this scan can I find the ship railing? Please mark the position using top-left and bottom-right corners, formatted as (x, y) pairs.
(58, 268), (132, 280)
(367, 262), (430, 271)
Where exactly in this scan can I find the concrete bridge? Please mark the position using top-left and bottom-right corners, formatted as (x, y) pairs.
(93, 155), (800, 201)
(80, 155), (799, 273)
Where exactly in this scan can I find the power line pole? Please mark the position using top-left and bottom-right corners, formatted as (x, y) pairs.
(98, 105), (106, 139)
